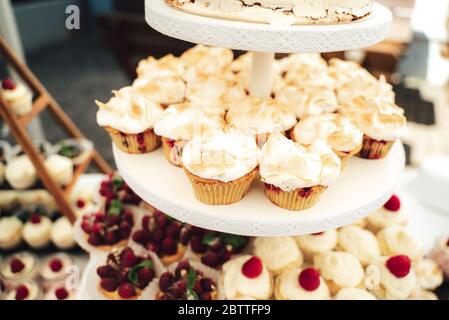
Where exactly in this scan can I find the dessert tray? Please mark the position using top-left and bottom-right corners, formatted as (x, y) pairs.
(114, 142), (405, 236)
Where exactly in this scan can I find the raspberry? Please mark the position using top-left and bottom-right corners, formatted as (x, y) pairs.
(132, 230), (149, 245)
(162, 238), (177, 255)
(30, 214), (42, 224)
(97, 265), (116, 279)
(118, 283), (136, 299)
(137, 267), (155, 289)
(105, 231), (119, 245)
(201, 252), (220, 268)
(166, 223), (181, 239)
(87, 233), (103, 246)
(200, 292), (212, 300)
(81, 221), (91, 233)
(298, 268), (321, 291)
(159, 272), (175, 292)
(55, 288), (69, 300)
(152, 229), (165, 244)
(175, 260), (191, 278)
(146, 242), (160, 254)
(2, 79), (16, 90)
(100, 278), (119, 292)
(121, 248), (137, 267)
(141, 215), (151, 230)
(15, 285), (29, 300)
(76, 200), (85, 208)
(241, 256), (263, 279)
(383, 194), (401, 212)
(200, 278), (215, 292)
(386, 255), (411, 278)
(190, 236), (207, 254)
(119, 221), (131, 239)
(49, 259), (63, 272)
(10, 258), (25, 273)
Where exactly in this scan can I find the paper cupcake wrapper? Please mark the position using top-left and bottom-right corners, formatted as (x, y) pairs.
(105, 127), (161, 154)
(184, 168), (258, 205)
(161, 137), (187, 167)
(335, 143), (362, 170)
(357, 136), (395, 160)
(264, 184), (326, 211)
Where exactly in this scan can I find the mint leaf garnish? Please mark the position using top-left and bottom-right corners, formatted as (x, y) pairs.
(128, 259), (154, 285)
(108, 199), (122, 216)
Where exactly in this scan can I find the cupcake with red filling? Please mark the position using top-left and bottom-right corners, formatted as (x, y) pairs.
(275, 267), (330, 300)
(0, 252), (39, 289)
(131, 210), (189, 265)
(152, 260), (219, 300)
(97, 246), (157, 300)
(39, 253), (74, 290)
(187, 226), (249, 269)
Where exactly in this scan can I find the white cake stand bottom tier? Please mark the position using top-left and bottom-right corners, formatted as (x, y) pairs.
(113, 141), (405, 237)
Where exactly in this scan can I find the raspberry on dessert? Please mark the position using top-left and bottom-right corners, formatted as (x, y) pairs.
(384, 194), (401, 212)
(76, 199), (85, 208)
(121, 248), (137, 268)
(166, 223), (181, 239)
(386, 255), (411, 278)
(152, 229), (165, 243)
(200, 278), (215, 292)
(118, 282), (136, 299)
(10, 258), (25, 274)
(162, 238), (177, 255)
(146, 243), (161, 255)
(175, 260), (191, 278)
(100, 278), (120, 292)
(132, 229), (150, 245)
(119, 221), (131, 239)
(105, 231), (119, 245)
(142, 215), (151, 231)
(190, 236), (207, 254)
(159, 272), (175, 292)
(201, 252), (220, 268)
(55, 287), (69, 300)
(137, 267), (155, 289)
(241, 256), (263, 279)
(87, 233), (103, 246)
(50, 259), (63, 272)
(30, 214), (42, 224)
(97, 266), (116, 279)
(15, 285), (29, 300)
(81, 221), (91, 233)
(2, 78), (16, 90)
(91, 222), (104, 235)
(298, 268), (321, 291)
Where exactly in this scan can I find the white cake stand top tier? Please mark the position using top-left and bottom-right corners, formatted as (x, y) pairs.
(145, 0), (392, 53)
(114, 142), (405, 237)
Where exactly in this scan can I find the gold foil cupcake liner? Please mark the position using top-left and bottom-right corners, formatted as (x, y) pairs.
(358, 135), (394, 160)
(105, 126), (161, 154)
(161, 137), (187, 167)
(184, 168), (258, 205)
(264, 184), (326, 211)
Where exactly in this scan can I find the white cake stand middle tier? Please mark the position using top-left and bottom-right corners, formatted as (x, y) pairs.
(114, 141), (406, 237)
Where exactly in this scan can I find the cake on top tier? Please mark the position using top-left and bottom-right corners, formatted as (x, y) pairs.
(167, 0), (372, 25)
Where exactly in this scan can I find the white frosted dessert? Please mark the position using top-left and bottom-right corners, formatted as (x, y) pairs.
(5, 155), (37, 190)
(136, 54), (185, 80)
(5, 280), (41, 300)
(337, 74), (395, 105)
(337, 225), (380, 266)
(275, 267), (330, 300)
(168, 0), (372, 25)
(0, 216), (23, 250)
(328, 58), (375, 88)
(45, 155), (74, 186)
(414, 258), (444, 291)
(23, 215), (53, 249)
(279, 53), (328, 75)
(133, 76), (186, 107)
(429, 236), (449, 278)
(295, 230), (338, 261)
(0, 79), (33, 116)
(44, 283), (76, 300)
(51, 217), (76, 250)
(366, 195), (408, 233)
(368, 255), (418, 300)
(313, 251), (364, 294)
(71, 188), (101, 218)
(18, 190), (57, 211)
(334, 288), (376, 300)
(408, 289), (438, 301)
(39, 253), (73, 285)
(253, 237), (303, 274)
(221, 255), (273, 300)
(377, 226), (423, 262)
(0, 252), (38, 285)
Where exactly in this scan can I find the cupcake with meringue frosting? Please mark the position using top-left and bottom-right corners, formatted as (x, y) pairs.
(226, 97), (296, 145)
(96, 86), (163, 154)
(377, 226), (423, 262)
(136, 54), (185, 80)
(292, 113), (363, 167)
(275, 267), (330, 300)
(314, 251), (365, 295)
(260, 133), (340, 211)
(366, 194), (408, 233)
(253, 237), (303, 275)
(337, 74), (395, 105)
(339, 97), (406, 159)
(182, 130), (259, 205)
(154, 103), (225, 166)
(133, 76), (186, 108)
(221, 255), (273, 300)
(368, 255), (418, 300)
(337, 225), (380, 266)
(327, 58), (375, 88)
(334, 288), (377, 300)
(295, 230), (338, 262)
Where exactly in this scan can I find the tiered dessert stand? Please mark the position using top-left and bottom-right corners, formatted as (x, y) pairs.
(113, 0), (403, 236)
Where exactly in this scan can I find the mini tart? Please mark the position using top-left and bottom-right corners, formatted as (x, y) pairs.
(0, 80), (33, 116)
(339, 97), (406, 160)
(376, 226), (423, 262)
(182, 130), (260, 205)
(337, 225), (380, 266)
(39, 253), (74, 288)
(334, 288), (376, 300)
(99, 174), (142, 206)
(5, 280), (41, 300)
(313, 251), (364, 295)
(429, 236), (449, 278)
(55, 138), (94, 166)
(5, 155), (37, 190)
(0, 252), (38, 288)
(97, 247), (157, 300)
(253, 237), (303, 275)
(154, 103), (225, 166)
(0, 216), (23, 250)
(221, 255), (273, 300)
(291, 113), (363, 168)
(226, 96), (297, 145)
(414, 258), (444, 291)
(96, 86), (163, 154)
(260, 133), (340, 211)
(274, 268), (330, 300)
(155, 260), (219, 300)
(295, 230), (338, 262)
(23, 215), (53, 249)
(366, 195), (408, 233)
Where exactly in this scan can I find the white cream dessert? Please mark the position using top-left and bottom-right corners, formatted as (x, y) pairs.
(51, 217), (76, 250)
(18, 190), (58, 212)
(44, 283), (76, 300)
(5, 155), (37, 190)
(366, 195), (408, 233)
(337, 74), (395, 105)
(71, 188), (101, 218)
(368, 255), (418, 300)
(313, 251), (364, 294)
(253, 237), (303, 274)
(292, 113), (363, 160)
(0, 190), (19, 212)
(328, 58), (375, 88)
(295, 230), (338, 261)
(0, 216), (23, 250)
(39, 253), (73, 284)
(276, 86), (338, 119)
(0, 252), (38, 285)
(334, 288), (377, 300)
(337, 226), (380, 266)
(133, 76), (186, 107)
(5, 280), (41, 300)
(275, 267), (330, 300)
(0, 79), (33, 116)
(414, 258), (444, 291)
(168, 0), (372, 25)
(279, 53), (328, 76)
(429, 236), (449, 278)
(23, 215), (53, 249)
(136, 54), (185, 80)
(408, 289), (438, 301)
(221, 255), (273, 300)
(377, 226), (423, 262)
(45, 155), (74, 186)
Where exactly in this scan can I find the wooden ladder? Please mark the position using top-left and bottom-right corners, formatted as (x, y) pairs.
(0, 36), (113, 223)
